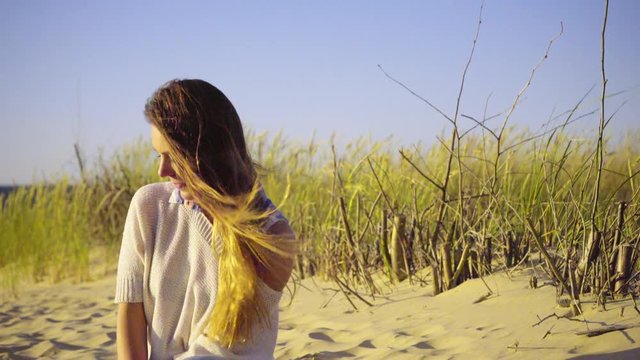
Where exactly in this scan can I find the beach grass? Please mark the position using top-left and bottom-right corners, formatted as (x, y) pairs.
(1, 126), (638, 303)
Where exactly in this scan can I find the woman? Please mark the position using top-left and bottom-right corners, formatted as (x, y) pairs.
(114, 79), (296, 359)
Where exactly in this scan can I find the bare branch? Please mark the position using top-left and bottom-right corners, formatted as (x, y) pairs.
(498, 22), (564, 140)
(398, 150), (444, 191)
(377, 64), (454, 125)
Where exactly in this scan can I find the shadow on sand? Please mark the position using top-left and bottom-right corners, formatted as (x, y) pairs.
(569, 348), (640, 360)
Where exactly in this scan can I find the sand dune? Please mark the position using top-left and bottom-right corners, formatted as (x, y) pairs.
(0, 275), (117, 359)
(1, 266), (639, 359)
(277, 268), (640, 359)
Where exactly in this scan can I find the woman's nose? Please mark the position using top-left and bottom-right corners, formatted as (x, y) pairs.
(158, 156), (175, 178)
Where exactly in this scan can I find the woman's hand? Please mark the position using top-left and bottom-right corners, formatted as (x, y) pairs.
(117, 302), (148, 360)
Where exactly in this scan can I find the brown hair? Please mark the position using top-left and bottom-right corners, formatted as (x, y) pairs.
(145, 79), (254, 196)
(144, 79), (292, 347)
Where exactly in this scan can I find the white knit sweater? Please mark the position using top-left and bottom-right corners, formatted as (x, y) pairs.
(114, 182), (285, 360)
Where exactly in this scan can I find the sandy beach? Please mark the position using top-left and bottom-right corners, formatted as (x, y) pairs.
(1, 266), (639, 359)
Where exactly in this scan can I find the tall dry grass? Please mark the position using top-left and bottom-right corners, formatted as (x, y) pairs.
(0, 139), (158, 298)
(0, 125), (638, 305)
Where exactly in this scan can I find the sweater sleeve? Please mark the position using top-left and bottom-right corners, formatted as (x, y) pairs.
(114, 192), (147, 303)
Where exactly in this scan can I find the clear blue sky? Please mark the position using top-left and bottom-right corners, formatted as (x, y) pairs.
(1, 0), (638, 184)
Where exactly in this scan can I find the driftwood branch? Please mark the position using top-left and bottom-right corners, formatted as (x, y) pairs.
(531, 312), (585, 327)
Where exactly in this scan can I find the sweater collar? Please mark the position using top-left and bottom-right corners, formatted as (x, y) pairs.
(168, 187), (182, 204)
(167, 182), (270, 211)
(168, 187), (203, 212)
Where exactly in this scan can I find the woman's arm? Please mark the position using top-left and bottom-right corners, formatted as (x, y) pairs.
(117, 302), (148, 360)
(256, 220), (296, 292)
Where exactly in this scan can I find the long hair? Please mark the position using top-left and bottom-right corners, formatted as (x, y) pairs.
(144, 79), (293, 348)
